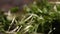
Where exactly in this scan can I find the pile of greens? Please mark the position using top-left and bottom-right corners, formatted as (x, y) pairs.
(0, 0), (60, 34)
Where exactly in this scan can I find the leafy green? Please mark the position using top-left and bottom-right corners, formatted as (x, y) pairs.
(0, 0), (60, 34)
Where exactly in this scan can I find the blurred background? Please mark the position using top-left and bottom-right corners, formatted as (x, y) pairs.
(0, 0), (60, 34)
